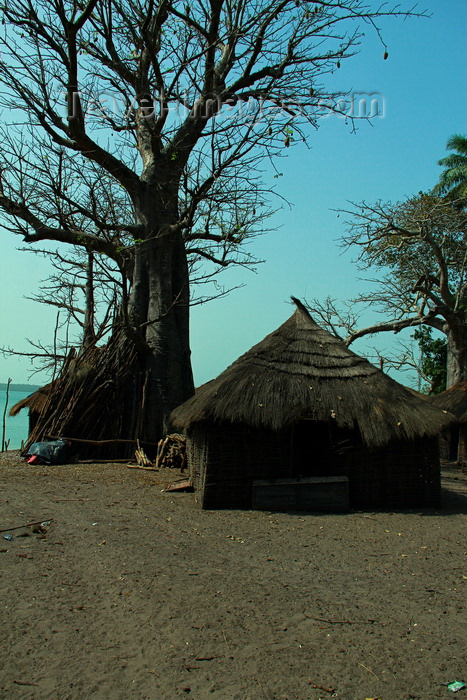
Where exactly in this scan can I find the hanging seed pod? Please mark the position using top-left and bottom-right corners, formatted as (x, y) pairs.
(383, 51), (389, 60)
(268, 126), (273, 136)
(284, 135), (290, 147)
(336, 60), (341, 69)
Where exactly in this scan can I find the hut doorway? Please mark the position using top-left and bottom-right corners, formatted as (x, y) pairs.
(291, 420), (335, 477)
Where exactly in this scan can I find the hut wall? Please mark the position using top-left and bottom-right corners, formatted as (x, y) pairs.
(438, 425), (466, 463)
(187, 422), (441, 510)
(288, 424), (441, 508)
(186, 424), (209, 501)
(459, 426), (467, 463)
(187, 422), (292, 509)
(437, 429), (452, 460)
(336, 436), (441, 509)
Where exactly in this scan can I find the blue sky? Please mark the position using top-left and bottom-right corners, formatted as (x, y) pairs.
(1, 0), (466, 388)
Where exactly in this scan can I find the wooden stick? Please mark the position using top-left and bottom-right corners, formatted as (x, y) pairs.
(13, 680), (39, 687)
(45, 435), (159, 447)
(127, 465), (158, 471)
(135, 440), (152, 467)
(358, 662), (380, 680)
(155, 438), (168, 469)
(0, 519), (53, 533)
(308, 682), (335, 694)
(1, 377), (12, 452)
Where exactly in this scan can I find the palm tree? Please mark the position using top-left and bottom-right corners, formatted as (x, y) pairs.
(434, 134), (467, 200)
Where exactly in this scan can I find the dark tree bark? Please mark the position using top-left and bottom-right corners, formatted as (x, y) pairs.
(126, 227), (194, 438)
(82, 251), (96, 350)
(446, 325), (467, 386)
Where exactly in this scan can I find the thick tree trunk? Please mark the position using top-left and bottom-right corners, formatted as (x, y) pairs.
(28, 189), (195, 456)
(446, 324), (467, 387)
(122, 225), (194, 443)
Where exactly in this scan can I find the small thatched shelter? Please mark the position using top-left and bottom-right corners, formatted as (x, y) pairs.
(429, 383), (467, 462)
(8, 341), (135, 459)
(9, 383), (53, 434)
(172, 299), (453, 511)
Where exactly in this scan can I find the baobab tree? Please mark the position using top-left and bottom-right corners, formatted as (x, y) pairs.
(0, 0), (425, 446)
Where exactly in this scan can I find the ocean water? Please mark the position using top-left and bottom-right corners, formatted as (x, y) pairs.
(0, 388), (33, 450)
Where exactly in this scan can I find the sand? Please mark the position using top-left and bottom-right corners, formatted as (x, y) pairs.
(0, 450), (466, 700)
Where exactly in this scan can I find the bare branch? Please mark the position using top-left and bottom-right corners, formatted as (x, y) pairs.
(344, 314), (445, 347)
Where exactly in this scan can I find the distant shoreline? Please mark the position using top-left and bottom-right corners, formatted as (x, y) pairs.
(0, 383), (41, 393)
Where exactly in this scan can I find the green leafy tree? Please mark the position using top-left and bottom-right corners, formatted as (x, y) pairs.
(307, 193), (467, 386)
(434, 134), (467, 201)
(412, 327), (447, 394)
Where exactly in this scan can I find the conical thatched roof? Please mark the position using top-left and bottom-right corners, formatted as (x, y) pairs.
(172, 299), (453, 446)
(428, 382), (467, 423)
(9, 383), (53, 417)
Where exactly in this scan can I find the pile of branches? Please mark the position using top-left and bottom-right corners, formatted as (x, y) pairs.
(25, 330), (144, 459)
(155, 434), (187, 470)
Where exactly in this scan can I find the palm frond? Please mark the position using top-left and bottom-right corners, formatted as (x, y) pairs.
(445, 134), (467, 156)
(437, 154), (467, 170)
(435, 134), (467, 198)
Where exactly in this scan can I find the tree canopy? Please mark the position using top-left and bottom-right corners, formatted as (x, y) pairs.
(308, 192), (467, 387)
(0, 0), (428, 447)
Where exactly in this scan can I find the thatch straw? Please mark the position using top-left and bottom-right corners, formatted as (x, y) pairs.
(172, 298), (453, 447)
(9, 384), (53, 417)
(429, 382), (467, 422)
(23, 333), (137, 457)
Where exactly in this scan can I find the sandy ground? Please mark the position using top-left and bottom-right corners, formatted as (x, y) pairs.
(0, 451), (466, 700)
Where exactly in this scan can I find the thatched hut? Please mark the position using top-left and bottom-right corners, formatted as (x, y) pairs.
(9, 383), (53, 434)
(8, 343), (133, 459)
(428, 383), (467, 462)
(171, 299), (453, 511)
